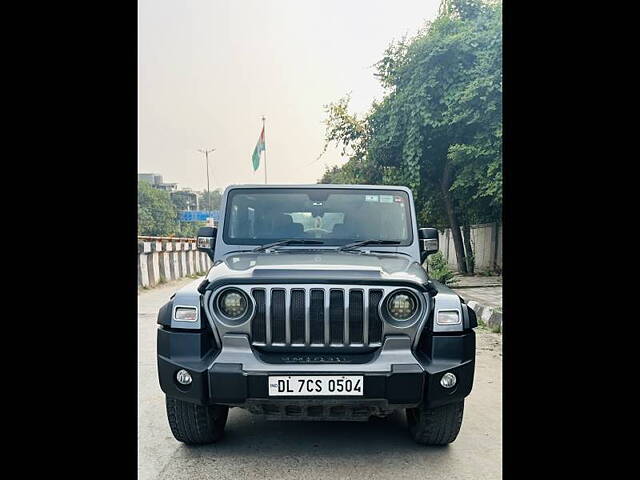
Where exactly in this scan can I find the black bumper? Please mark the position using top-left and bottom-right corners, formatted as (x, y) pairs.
(158, 327), (475, 410)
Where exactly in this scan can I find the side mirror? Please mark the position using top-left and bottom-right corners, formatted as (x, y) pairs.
(418, 227), (439, 263)
(196, 226), (217, 261)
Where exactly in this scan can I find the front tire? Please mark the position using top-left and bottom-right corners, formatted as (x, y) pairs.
(406, 400), (464, 445)
(165, 397), (229, 445)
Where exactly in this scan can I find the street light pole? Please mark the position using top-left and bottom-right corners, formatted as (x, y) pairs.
(198, 147), (215, 226)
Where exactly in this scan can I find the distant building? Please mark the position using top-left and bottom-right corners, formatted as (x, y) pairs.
(138, 173), (160, 184)
(138, 173), (178, 192)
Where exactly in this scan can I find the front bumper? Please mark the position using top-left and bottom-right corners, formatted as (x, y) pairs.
(157, 328), (475, 412)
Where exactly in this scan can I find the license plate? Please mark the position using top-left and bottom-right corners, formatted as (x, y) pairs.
(268, 375), (364, 396)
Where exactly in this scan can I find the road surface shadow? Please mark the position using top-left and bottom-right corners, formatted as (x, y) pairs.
(176, 408), (452, 460)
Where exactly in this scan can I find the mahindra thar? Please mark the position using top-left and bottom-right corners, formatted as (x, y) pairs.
(157, 185), (477, 445)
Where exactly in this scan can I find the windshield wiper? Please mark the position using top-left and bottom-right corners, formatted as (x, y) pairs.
(338, 240), (401, 252)
(252, 239), (325, 252)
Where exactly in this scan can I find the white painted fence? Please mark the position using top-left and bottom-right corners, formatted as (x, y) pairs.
(138, 236), (212, 288)
(438, 223), (502, 272)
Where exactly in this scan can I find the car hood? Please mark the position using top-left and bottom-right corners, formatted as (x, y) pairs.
(206, 250), (428, 287)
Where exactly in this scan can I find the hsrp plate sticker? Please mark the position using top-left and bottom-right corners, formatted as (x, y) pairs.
(268, 375), (364, 396)
(365, 195), (379, 202)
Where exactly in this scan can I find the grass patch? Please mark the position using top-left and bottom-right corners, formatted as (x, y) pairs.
(427, 252), (459, 286)
(476, 320), (501, 334)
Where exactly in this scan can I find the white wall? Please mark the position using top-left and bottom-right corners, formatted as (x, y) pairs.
(437, 223), (502, 272)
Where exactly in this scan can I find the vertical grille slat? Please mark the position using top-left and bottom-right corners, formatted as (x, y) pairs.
(304, 289), (311, 346)
(349, 291), (364, 344)
(290, 290), (305, 344)
(265, 289), (272, 345)
(251, 290), (266, 344)
(271, 290), (286, 344)
(329, 290), (344, 344)
(309, 289), (325, 344)
(250, 286), (392, 348)
(323, 288), (331, 345)
(368, 290), (383, 344)
(363, 291), (370, 344)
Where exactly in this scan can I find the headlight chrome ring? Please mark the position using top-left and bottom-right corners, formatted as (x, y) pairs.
(382, 289), (421, 325)
(214, 288), (253, 323)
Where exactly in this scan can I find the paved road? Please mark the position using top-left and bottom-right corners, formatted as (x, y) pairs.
(451, 275), (502, 311)
(139, 279), (502, 480)
(454, 288), (502, 311)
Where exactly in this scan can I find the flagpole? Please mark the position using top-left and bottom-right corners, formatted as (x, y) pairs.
(262, 115), (267, 184)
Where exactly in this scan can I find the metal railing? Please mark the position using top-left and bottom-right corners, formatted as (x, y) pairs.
(138, 235), (197, 242)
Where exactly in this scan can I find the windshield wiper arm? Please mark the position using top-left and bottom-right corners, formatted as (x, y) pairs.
(338, 240), (401, 251)
(252, 239), (325, 252)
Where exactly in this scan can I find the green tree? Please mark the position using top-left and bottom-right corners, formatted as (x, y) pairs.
(198, 189), (222, 213)
(138, 181), (179, 236)
(176, 220), (206, 238)
(318, 0), (502, 273)
(170, 191), (199, 211)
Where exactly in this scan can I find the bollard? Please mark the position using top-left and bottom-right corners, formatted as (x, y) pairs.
(199, 251), (207, 273)
(173, 241), (182, 278)
(138, 241), (151, 288)
(159, 241), (172, 282)
(189, 243), (198, 275)
(194, 251), (202, 273)
(186, 246), (194, 276)
(147, 242), (161, 287)
(179, 245), (187, 279)
(170, 241), (180, 279)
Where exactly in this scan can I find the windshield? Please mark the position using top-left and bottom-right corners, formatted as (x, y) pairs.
(223, 188), (413, 246)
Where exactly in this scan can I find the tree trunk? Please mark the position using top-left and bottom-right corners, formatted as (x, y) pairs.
(462, 224), (474, 274)
(441, 163), (467, 274)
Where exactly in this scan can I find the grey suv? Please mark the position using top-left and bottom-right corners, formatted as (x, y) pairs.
(157, 184), (477, 445)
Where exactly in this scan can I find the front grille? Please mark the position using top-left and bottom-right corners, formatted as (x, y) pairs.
(250, 287), (385, 348)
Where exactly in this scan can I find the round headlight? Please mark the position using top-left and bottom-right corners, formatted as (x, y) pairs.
(387, 292), (417, 320)
(218, 290), (248, 318)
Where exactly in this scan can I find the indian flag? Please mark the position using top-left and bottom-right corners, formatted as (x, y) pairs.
(252, 127), (265, 171)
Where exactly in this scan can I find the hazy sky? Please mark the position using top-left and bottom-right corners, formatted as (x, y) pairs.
(138, 0), (440, 193)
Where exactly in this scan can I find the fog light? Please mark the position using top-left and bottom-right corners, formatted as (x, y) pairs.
(176, 369), (192, 385)
(440, 372), (457, 388)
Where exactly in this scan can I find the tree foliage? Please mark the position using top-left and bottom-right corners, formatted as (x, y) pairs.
(318, 0), (502, 271)
(198, 189), (222, 212)
(138, 182), (218, 237)
(138, 181), (179, 236)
